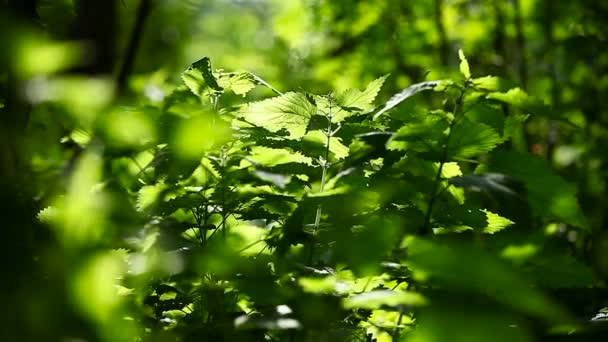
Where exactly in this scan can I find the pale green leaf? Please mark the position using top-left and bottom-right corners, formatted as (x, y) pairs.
(236, 92), (317, 139)
(458, 49), (471, 79)
(373, 80), (444, 119)
(343, 290), (427, 309)
(181, 57), (222, 97)
(482, 209), (514, 234)
(216, 71), (256, 96)
(333, 75), (388, 122)
(303, 130), (349, 160)
(243, 146), (313, 167)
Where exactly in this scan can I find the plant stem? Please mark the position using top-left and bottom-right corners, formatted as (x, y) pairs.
(309, 96), (334, 264)
(393, 310), (404, 341)
(422, 84), (468, 235)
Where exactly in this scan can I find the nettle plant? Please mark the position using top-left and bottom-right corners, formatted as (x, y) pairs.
(44, 51), (591, 341)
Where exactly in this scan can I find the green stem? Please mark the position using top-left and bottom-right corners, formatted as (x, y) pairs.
(422, 84), (468, 235)
(309, 96), (334, 264)
(393, 310), (404, 341)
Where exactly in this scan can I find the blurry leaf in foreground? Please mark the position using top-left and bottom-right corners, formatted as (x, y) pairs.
(489, 151), (588, 229)
(409, 304), (534, 342)
(171, 113), (232, 161)
(405, 238), (570, 323)
(15, 36), (81, 77)
(342, 290), (427, 309)
(71, 252), (126, 322)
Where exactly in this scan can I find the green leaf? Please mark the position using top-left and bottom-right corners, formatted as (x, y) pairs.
(303, 130), (349, 160)
(243, 146), (313, 167)
(406, 238), (570, 323)
(458, 49), (471, 79)
(236, 92), (317, 139)
(373, 80), (445, 119)
(181, 57), (222, 97)
(482, 209), (514, 234)
(333, 74), (388, 122)
(389, 111), (448, 154)
(216, 71), (256, 96)
(489, 151), (588, 229)
(448, 120), (503, 158)
(342, 290), (427, 309)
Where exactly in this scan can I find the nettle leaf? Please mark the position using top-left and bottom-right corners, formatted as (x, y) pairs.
(182, 57), (222, 97)
(243, 146), (313, 167)
(448, 120), (503, 159)
(489, 151), (588, 229)
(464, 102), (506, 135)
(458, 49), (471, 79)
(333, 75), (388, 122)
(472, 76), (515, 92)
(303, 130), (349, 160)
(406, 238), (570, 323)
(482, 210), (514, 234)
(235, 92), (317, 139)
(389, 111), (448, 154)
(373, 80), (445, 119)
(216, 71), (256, 96)
(487, 88), (552, 118)
(342, 290), (427, 309)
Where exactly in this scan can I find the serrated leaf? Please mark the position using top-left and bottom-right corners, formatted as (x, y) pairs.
(449, 120), (503, 158)
(458, 49), (471, 79)
(244, 146), (313, 167)
(342, 290), (427, 309)
(490, 151), (588, 229)
(136, 183), (168, 212)
(182, 57), (222, 97)
(216, 71), (256, 96)
(303, 130), (349, 160)
(441, 162), (465, 204)
(482, 209), (514, 234)
(236, 92), (317, 139)
(333, 75), (388, 122)
(373, 80), (444, 119)
(389, 111), (447, 154)
(37, 206), (59, 223)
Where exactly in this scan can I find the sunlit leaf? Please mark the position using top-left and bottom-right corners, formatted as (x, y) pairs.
(236, 92), (317, 139)
(182, 57), (222, 97)
(458, 49), (471, 79)
(449, 120), (503, 158)
(343, 290), (427, 309)
(482, 209), (514, 234)
(373, 80), (445, 119)
(333, 74), (388, 122)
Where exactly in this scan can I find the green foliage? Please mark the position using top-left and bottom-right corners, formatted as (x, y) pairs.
(5, 2), (607, 340)
(24, 53), (597, 342)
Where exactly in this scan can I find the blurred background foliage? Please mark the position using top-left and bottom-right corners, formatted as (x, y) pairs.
(1, 0), (608, 341)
